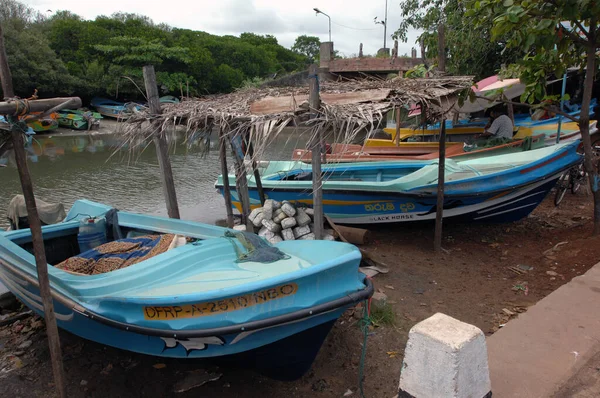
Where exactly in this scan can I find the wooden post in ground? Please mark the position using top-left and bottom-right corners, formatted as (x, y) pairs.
(245, 132), (266, 206)
(395, 107), (401, 146)
(231, 131), (253, 231)
(505, 96), (515, 124)
(309, 64), (324, 239)
(219, 128), (234, 228)
(434, 120), (446, 252)
(143, 65), (180, 219)
(0, 23), (67, 398)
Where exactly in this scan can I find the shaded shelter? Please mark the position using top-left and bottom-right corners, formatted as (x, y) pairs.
(120, 75), (474, 248)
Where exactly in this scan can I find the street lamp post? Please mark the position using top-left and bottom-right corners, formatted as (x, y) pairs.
(313, 8), (331, 42)
(374, 0), (389, 49)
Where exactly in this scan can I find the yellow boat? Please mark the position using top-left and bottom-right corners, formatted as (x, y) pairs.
(365, 121), (594, 147)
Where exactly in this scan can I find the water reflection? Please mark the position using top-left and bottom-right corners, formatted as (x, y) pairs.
(0, 123), (310, 229)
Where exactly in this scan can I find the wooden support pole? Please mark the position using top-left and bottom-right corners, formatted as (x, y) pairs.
(143, 65), (180, 219)
(0, 23), (67, 398)
(434, 120), (446, 252)
(231, 132), (253, 231)
(219, 128), (234, 228)
(245, 132), (266, 205)
(506, 96), (515, 124)
(309, 64), (324, 240)
(395, 107), (401, 146)
(0, 98), (82, 114)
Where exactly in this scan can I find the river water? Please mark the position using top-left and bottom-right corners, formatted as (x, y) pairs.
(0, 120), (312, 230)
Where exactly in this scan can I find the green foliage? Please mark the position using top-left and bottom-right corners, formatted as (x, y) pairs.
(404, 64), (433, 78)
(1, 1), (310, 99)
(393, 0), (525, 78)
(370, 301), (396, 327)
(467, 0), (600, 104)
(291, 35), (321, 62)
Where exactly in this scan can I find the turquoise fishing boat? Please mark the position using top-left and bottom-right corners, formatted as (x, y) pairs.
(90, 98), (141, 120)
(216, 141), (582, 225)
(56, 109), (103, 130)
(0, 200), (371, 380)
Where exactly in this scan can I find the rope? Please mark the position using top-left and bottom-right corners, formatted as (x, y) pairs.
(358, 295), (372, 398)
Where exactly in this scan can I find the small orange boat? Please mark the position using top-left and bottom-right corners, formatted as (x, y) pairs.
(292, 135), (545, 163)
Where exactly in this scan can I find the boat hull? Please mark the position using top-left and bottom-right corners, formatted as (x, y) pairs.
(218, 173), (561, 225)
(0, 259), (367, 379)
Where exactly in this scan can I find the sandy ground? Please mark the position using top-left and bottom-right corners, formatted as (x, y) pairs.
(1, 191), (600, 398)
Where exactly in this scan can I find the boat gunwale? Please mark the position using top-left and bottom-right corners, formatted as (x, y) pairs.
(0, 255), (372, 338)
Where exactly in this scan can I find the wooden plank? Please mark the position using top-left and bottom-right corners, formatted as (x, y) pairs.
(249, 89), (391, 115)
(143, 65), (180, 219)
(434, 120), (446, 252)
(309, 64), (324, 239)
(0, 22), (67, 398)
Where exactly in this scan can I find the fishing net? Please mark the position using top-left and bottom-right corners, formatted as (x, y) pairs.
(224, 231), (290, 263)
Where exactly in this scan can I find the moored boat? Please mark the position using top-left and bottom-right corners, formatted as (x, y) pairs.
(56, 109), (103, 130)
(25, 112), (59, 133)
(217, 141), (582, 225)
(0, 200), (371, 380)
(90, 97), (141, 120)
(293, 135), (545, 163)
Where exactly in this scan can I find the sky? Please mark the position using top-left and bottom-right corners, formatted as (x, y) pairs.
(23, 0), (421, 57)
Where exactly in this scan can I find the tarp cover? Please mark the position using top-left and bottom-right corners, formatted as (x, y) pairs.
(6, 194), (66, 229)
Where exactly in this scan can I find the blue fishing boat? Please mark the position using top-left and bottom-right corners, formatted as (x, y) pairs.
(0, 200), (371, 379)
(216, 141), (582, 225)
(90, 98), (141, 120)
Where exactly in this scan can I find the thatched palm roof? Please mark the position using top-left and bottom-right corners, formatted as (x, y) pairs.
(120, 76), (474, 158)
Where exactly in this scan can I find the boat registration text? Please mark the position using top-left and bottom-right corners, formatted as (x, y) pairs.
(143, 283), (299, 320)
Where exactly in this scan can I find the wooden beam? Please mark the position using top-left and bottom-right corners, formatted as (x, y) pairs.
(0, 22), (67, 398)
(434, 120), (446, 252)
(0, 97), (82, 115)
(309, 64), (324, 239)
(143, 65), (180, 219)
(219, 128), (234, 228)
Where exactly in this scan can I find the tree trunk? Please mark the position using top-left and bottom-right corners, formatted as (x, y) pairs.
(578, 44), (599, 235)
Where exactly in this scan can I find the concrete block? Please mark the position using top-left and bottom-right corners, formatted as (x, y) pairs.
(295, 209), (311, 227)
(282, 228), (295, 241)
(398, 313), (491, 398)
(262, 200), (273, 220)
(281, 202), (297, 217)
(281, 217), (297, 229)
(273, 209), (287, 224)
(249, 208), (262, 222)
(257, 226), (269, 237)
(323, 234), (335, 241)
(298, 233), (315, 240)
(304, 208), (314, 217)
(250, 209), (265, 227)
(293, 225), (311, 239)
(267, 235), (283, 244)
(233, 225), (247, 232)
(272, 200), (282, 210)
(261, 218), (281, 233)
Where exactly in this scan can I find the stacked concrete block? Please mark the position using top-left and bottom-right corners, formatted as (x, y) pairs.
(242, 202), (335, 243)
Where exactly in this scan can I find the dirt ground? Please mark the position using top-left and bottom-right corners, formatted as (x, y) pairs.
(2, 191), (600, 398)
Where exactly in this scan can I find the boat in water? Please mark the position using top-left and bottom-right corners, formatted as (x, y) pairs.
(0, 200), (371, 380)
(293, 135), (545, 163)
(25, 112), (59, 133)
(90, 98), (142, 120)
(217, 141), (582, 225)
(56, 109), (103, 130)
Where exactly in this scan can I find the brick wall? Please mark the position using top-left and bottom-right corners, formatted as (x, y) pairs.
(328, 57), (423, 73)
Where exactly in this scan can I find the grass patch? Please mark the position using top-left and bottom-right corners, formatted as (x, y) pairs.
(370, 301), (396, 327)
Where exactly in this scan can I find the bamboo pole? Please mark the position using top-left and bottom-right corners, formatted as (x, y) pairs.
(309, 64), (324, 239)
(143, 65), (180, 219)
(219, 128), (234, 228)
(0, 23), (67, 398)
(434, 120), (446, 252)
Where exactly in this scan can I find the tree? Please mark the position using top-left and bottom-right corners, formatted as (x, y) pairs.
(292, 35), (321, 62)
(468, 0), (600, 233)
(393, 0), (524, 78)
